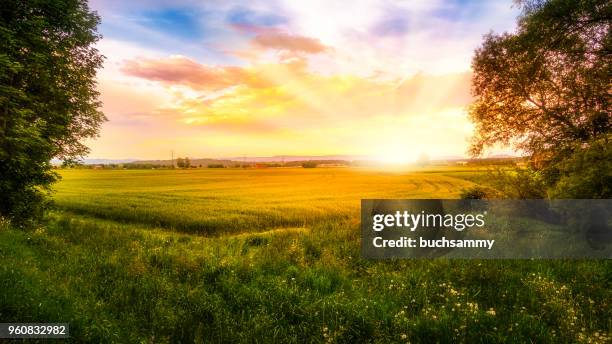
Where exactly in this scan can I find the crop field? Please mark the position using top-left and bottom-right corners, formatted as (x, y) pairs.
(51, 167), (477, 234)
(0, 167), (610, 343)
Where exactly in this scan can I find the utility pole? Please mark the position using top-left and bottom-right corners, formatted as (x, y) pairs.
(171, 150), (174, 169)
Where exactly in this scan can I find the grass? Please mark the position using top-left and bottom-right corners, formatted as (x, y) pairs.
(51, 167), (476, 234)
(0, 167), (610, 343)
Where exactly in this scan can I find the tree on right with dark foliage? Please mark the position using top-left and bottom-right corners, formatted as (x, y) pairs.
(469, 0), (611, 198)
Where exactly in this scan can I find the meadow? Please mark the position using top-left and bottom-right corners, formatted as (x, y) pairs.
(51, 168), (476, 234)
(0, 167), (610, 343)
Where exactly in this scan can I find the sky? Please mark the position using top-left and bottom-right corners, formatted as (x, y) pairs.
(86, 0), (520, 162)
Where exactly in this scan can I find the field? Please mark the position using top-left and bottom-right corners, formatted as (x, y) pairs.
(51, 168), (476, 234)
(0, 167), (610, 343)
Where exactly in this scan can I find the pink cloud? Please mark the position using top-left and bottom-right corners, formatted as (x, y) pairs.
(253, 32), (328, 54)
(121, 55), (311, 91)
(121, 56), (245, 91)
(117, 55), (473, 134)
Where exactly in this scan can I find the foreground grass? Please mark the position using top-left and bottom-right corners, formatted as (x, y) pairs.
(1, 214), (609, 343)
(1, 168), (610, 342)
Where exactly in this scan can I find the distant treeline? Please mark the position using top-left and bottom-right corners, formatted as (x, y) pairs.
(55, 157), (524, 169)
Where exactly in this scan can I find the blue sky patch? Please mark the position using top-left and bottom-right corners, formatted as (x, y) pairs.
(226, 7), (288, 28)
(139, 8), (203, 40)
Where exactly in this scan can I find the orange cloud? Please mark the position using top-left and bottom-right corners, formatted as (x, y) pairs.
(118, 56), (473, 146)
(95, 54), (477, 159)
(121, 56), (244, 91)
(253, 32), (328, 54)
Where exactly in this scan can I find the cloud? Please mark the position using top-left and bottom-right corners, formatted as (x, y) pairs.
(118, 55), (473, 139)
(121, 56), (245, 91)
(252, 32), (328, 54)
(88, 1), (523, 159)
(371, 16), (410, 37)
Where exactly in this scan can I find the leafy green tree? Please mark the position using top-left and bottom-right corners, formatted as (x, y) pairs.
(489, 167), (548, 199)
(0, 1), (105, 224)
(549, 134), (612, 198)
(469, 0), (610, 197)
(176, 157), (192, 168)
(176, 157), (191, 168)
(301, 161), (317, 168)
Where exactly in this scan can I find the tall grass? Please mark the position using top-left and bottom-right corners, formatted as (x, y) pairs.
(52, 168), (475, 234)
(0, 168), (609, 343)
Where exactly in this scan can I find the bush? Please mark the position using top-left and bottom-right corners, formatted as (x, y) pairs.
(207, 164), (225, 168)
(460, 186), (489, 200)
(459, 186), (499, 211)
(301, 162), (317, 168)
(548, 135), (612, 199)
(488, 168), (547, 199)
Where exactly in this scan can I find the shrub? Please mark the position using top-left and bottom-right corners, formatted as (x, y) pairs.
(548, 135), (612, 199)
(460, 186), (489, 200)
(488, 168), (547, 199)
(301, 162), (317, 168)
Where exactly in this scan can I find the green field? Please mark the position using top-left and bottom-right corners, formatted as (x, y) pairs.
(52, 168), (477, 234)
(1, 167), (610, 343)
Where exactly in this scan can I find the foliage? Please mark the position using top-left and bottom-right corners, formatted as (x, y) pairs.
(460, 186), (494, 200)
(470, 0), (610, 160)
(0, 0), (104, 224)
(176, 157), (191, 168)
(548, 135), (612, 198)
(469, 0), (610, 199)
(302, 161), (318, 168)
(488, 167), (548, 199)
(125, 163), (165, 169)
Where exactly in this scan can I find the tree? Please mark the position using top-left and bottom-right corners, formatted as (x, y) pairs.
(176, 157), (191, 168)
(548, 134), (612, 198)
(469, 0), (610, 176)
(0, 1), (105, 224)
(301, 161), (317, 168)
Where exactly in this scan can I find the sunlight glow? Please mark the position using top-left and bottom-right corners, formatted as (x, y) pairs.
(375, 142), (418, 164)
(85, 1), (520, 160)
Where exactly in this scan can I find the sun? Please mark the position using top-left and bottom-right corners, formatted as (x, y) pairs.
(376, 144), (417, 164)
